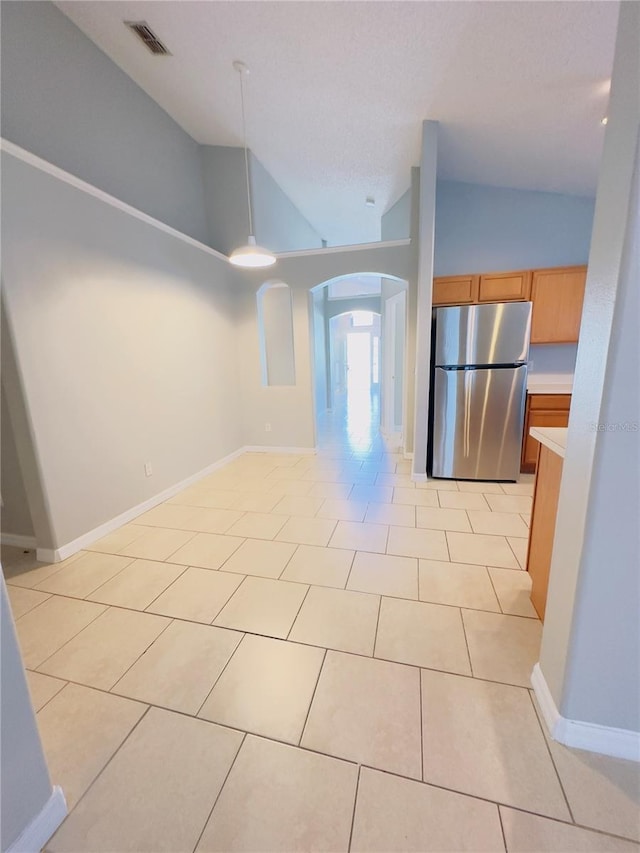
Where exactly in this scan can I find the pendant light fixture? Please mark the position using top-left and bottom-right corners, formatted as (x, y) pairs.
(229, 60), (276, 268)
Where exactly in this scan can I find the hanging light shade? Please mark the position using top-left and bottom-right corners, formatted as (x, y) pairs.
(229, 235), (276, 268)
(228, 61), (276, 269)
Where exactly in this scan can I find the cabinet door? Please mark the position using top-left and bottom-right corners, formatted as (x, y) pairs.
(529, 394), (572, 411)
(432, 276), (479, 306)
(530, 266), (587, 344)
(478, 270), (531, 303)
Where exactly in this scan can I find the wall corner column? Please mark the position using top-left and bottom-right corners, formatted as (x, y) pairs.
(411, 121), (438, 477)
(536, 0), (640, 758)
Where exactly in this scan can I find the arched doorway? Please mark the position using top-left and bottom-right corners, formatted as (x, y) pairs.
(311, 273), (407, 451)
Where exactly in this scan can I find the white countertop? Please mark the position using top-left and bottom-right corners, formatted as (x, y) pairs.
(530, 427), (567, 458)
(527, 373), (573, 395)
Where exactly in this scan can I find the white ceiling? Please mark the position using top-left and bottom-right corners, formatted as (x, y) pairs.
(56, 1), (618, 246)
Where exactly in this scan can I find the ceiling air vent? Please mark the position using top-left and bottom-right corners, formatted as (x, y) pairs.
(124, 21), (171, 56)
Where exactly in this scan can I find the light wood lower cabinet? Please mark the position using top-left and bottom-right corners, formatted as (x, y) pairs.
(521, 394), (571, 473)
(526, 443), (564, 621)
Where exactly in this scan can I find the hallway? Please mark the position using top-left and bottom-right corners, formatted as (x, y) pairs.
(3, 429), (639, 851)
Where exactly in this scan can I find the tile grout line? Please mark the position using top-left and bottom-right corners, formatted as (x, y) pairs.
(346, 764), (362, 853)
(486, 567), (506, 614)
(371, 594), (383, 659)
(193, 631), (247, 719)
(285, 584), (312, 641)
(459, 608), (474, 677)
(36, 672), (638, 850)
(419, 668), (425, 782)
(497, 804), (509, 852)
(343, 550), (358, 591)
(109, 616), (176, 694)
(8, 591), (54, 621)
(505, 535), (526, 569)
(190, 731), (248, 853)
(297, 647), (328, 748)
(276, 542), (301, 581)
(53, 703), (153, 828)
(28, 675), (68, 716)
(35, 554), (137, 600)
(139, 564), (191, 612)
(30, 601), (110, 672)
(19, 563), (541, 652)
(207, 573), (250, 628)
(526, 688), (576, 824)
(444, 529), (452, 562)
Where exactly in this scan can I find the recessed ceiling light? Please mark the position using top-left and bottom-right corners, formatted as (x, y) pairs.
(601, 116), (608, 125)
(365, 197), (375, 207)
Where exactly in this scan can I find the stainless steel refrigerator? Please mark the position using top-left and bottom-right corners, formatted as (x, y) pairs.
(430, 301), (531, 481)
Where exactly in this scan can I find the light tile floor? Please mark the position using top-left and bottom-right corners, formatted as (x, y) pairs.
(3, 400), (639, 851)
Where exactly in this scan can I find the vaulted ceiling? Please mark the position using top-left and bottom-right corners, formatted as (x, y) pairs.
(56, 1), (618, 245)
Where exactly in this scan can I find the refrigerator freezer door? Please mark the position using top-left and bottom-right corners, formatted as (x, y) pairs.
(434, 302), (531, 367)
(432, 364), (527, 481)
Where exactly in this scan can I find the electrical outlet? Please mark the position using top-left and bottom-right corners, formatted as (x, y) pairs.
(265, 423), (272, 432)
(144, 462), (153, 477)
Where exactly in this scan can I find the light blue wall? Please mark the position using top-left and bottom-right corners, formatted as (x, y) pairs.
(201, 146), (249, 255)
(434, 180), (595, 276)
(250, 154), (323, 252)
(200, 146), (323, 254)
(1, 1), (209, 243)
(381, 190), (411, 240)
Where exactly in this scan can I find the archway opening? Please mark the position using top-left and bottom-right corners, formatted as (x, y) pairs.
(310, 273), (407, 451)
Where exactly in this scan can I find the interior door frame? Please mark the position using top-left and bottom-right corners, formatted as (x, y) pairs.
(383, 290), (406, 435)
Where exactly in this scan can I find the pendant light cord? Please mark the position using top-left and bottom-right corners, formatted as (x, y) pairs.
(238, 67), (253, 237)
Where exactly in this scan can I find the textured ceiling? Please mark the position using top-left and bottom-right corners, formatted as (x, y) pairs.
(55, 1), (618, 246)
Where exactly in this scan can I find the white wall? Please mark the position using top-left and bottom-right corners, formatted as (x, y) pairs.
(1, 1), (209, 243)
(538, 0), (640, 742)
(1, 576), (62, 850)
(1, 150), (243, 553)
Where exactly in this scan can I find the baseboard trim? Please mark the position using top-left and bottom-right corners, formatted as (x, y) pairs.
(531, 663), (640, 762)
(7, 785), (67, 853)
(1, 533), (37, 549)
(36, 448), (245, 563)
(242, 445), (316, 455)
(411, 472), (428, 482)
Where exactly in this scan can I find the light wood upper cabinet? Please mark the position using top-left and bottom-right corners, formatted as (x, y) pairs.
(530, 266), (587, 344)
(478, 270), (531, 303)
(432, 275), (479, 306)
